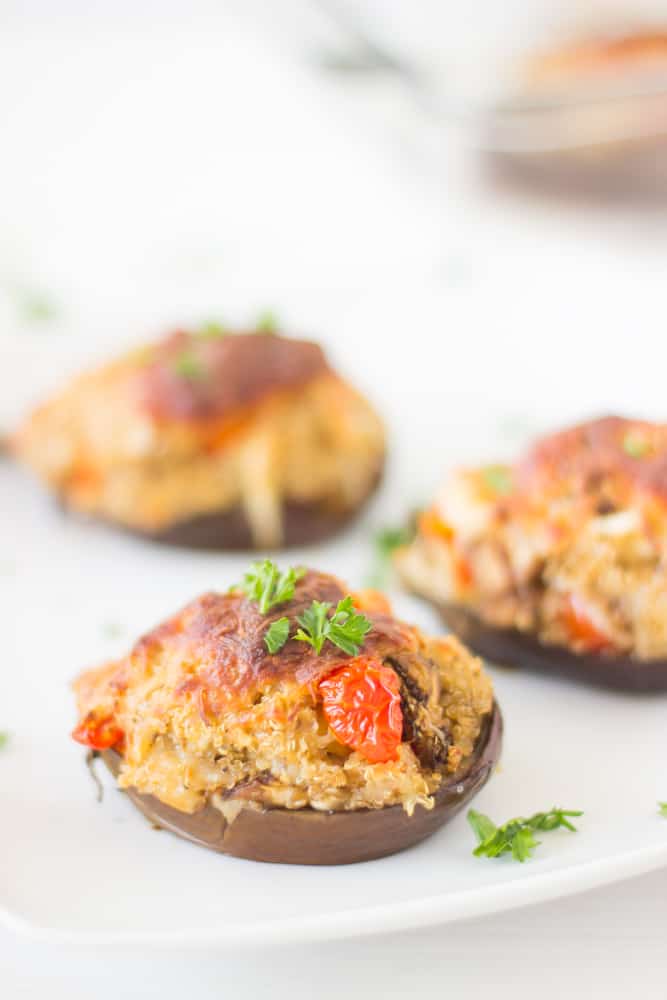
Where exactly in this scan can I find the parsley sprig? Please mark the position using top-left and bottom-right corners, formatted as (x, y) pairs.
(234, 560), (305, 614)
(622, 431), (650, 459)
(295, 596), (372, 656)
(264, 617), (290, 654)
(231, 561), (373, 656)
(481, 465), (514, 497)
(468, 807), (582, 862)
(256, 310), (278, 333)
(197, 320), (227, 339)
(172, 349), (206, 380)
(367, 525), (412, 588)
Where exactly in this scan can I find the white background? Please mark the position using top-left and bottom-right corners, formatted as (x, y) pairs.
(1, 2), (667, 996)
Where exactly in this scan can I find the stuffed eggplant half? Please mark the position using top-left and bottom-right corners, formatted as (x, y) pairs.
(14, 325), (385, 549)
(72, 564), (501, 865)
(396, 416), (667, 691)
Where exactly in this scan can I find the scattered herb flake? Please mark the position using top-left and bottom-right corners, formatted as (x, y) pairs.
(481, 465), (514, 497)
(295, 596), (372, 657)
(16, 289), (59, 325)
(264, 617), (290, 654)
(256, 310), (278, 334)
(172, 350), (206, 380)
(658, 802), (667, 817)
(197, 320), (227, 339)
(622, 432), (650, 459)
(101, 622), (124, 639)
(468, 807), (582, 862)
(233, 560), (305, 615)
(367, 524), (412, 587)
(0, 732), (9, 750)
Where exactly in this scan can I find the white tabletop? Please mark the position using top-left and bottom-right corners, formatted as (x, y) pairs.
(1, 3), (666, 994)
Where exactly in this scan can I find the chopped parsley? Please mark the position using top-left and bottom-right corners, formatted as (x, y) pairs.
(197, 320), (227, 339)
(295, 596), (372, 656)
(233, 560), (305, 614)
(16, 289), (59, 325)
(468, 807), (582, 862)
(171, 350), (206, 380)
(264, 617), (290, 654)
(101, 621), (125, 640)
(622, 432), (650, 459)
(480, 465), (514, 497)
(256, 310), (278, 334)
(658, 802), (667, 817)
(0, 732), (9, 751)
(367, 524), (412, 588)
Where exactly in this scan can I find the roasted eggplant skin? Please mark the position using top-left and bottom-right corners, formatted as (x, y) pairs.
(73, 569), (500, 864)
(14, 329), (386, 550)
(396, 416), (667, 691)
(101, 704), (501, 865)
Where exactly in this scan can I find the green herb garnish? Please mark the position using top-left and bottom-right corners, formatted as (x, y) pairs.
(197, 320), (227, 339)
(468, 807), (582, 862)
(101, 621), (124, 639)
(0, 732), (9, 751)
(481, 465), (514, 497)
(367, 525), (411, 588)
(658, 802), (667, 817)
(256, 310), (278, 334)
(264, 617), (290, 654)
(16, 289), (59, 325)
(622, 432), (650, 459)
(172, 350), (206, 380)
(295, 596), (372, 656)
(234, 560), (305, 614)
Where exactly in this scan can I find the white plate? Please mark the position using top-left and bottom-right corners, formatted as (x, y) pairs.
(2, 426), (667, 949)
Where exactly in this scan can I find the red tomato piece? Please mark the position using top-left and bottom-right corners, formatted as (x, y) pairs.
(71, 713), (123, 750)
(562, 595), (613, 653)
(318, 657), (403, 763)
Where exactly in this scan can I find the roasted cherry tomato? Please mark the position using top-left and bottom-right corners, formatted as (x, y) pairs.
(318, 657), (403, 763)
(562, 595), (612, 653)
(71, 713), (123, 750)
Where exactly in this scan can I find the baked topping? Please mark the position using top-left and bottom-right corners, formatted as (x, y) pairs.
(72, 566), (493, 815)
(15, 326), (384, 546)
(397, 416), (667, 662)
(138, 331), (329, 422)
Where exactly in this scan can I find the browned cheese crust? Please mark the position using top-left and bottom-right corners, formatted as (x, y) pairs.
(138, 331), (329, 420)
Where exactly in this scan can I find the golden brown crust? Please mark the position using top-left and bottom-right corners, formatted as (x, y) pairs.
(127, 570), (414, 713)
(137, 331), (329, 422)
